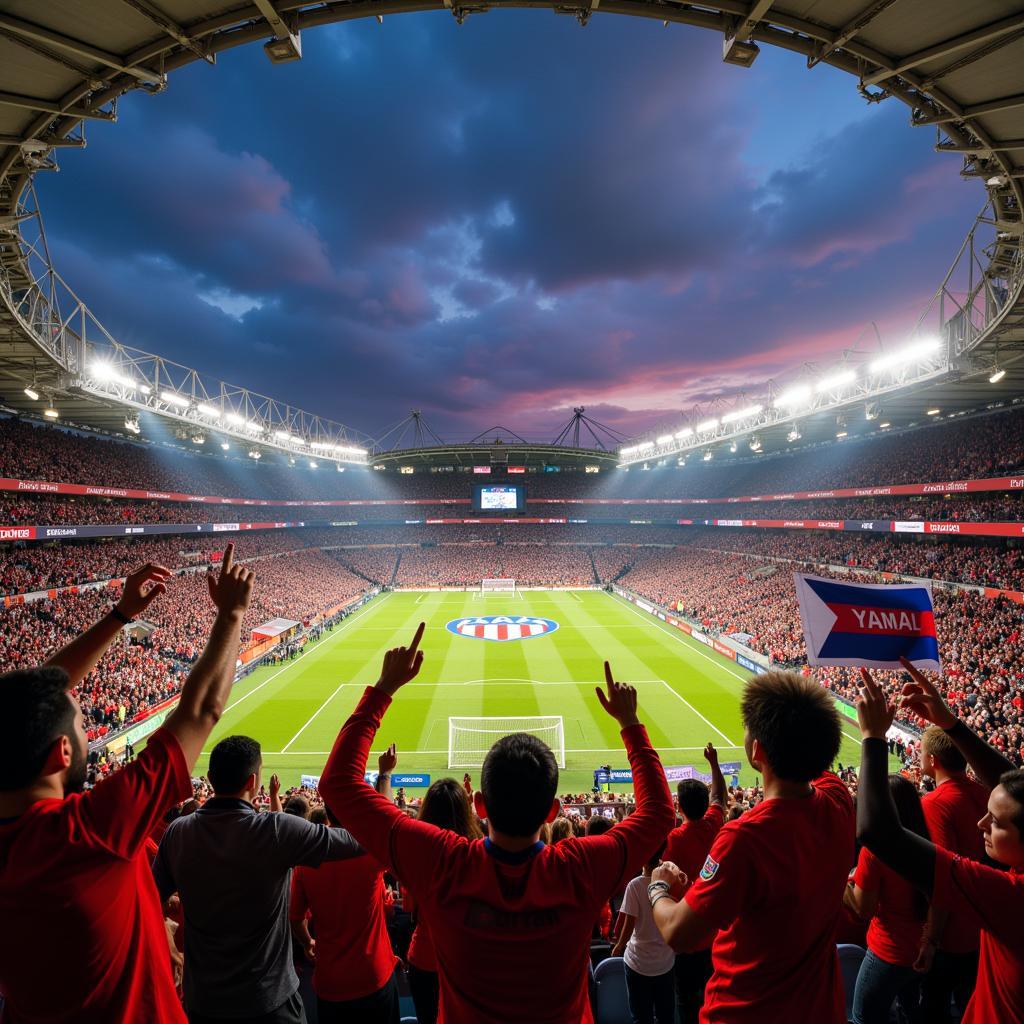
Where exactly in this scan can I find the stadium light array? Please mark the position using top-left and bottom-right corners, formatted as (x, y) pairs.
(869, 337), (941, 374)
(91, 362), (137, 389)
(220, 441), (230, 450)
(23, 386), (39, 401)
(927, 408), (941, 416)
(248, 449), (261, 459)
(722, 404), (762, 424)
(124, 415), (140, 434)
(637, 441), (655, 451)
(655, 434), (673, 445)
(836, 430), (848, 438)
(774, 385), (811, 409)
(274, 430), (292, 442)
(160, 390), (191, 409)
(749, 436), (762, 451)
(787, 427), (801, 442)
(139, 384), (152, 395)
(44, 407), (59, 419)
(816, 370), (856, 392)
(990, 368), (1006, 384)
(675, 428), (693, 440)
(703, 450), (713, 461)
(696, 418), (719, 433)
(196, 403), (221, 419)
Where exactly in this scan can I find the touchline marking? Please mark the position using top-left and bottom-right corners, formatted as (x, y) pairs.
(220, 593), (391, 717)
(395, 677), (665, 687)
(281, 683), (346, 752)
(659, 680), (736, 746)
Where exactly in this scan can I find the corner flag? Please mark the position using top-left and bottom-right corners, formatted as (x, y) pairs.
(793, 573), (941, 673)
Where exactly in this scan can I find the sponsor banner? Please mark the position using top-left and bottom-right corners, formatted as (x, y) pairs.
(845, 520), (891, 532)
(894, 521), (926, 534)
(364, 772), (431, 787)
(736, 653), (767, 674)
(691, 630), (713, 647)
(712, 640), (737, 660)
(2, 472), (1024, 510)
(636, 599), (654, 613)
(0, 526), (36, 540)
(794, 572), (941, 672)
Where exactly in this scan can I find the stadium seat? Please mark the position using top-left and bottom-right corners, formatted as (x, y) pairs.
(837, 943), (866, 1023)
(593, 956), (631, 1024)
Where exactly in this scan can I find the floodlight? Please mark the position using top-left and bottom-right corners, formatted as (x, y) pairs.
(43, 407), (59, 419)
(248, 449), (262, 459)
(160, 390), (191, 408)
(722, 404), (762, 424)
(774, 385), (811, 409)
(23, 386), (39, 401)
(674, 428), (693, 440)
(637, 441), (655, 451)
(703, 450), (713, 461)
(274, 430), (292, 442)
(124, 415), (140, 434)
(816, 370), (856, 392)
(655, 435), (673, 446)
(787, 427), (801, 442)
(749, 437), (762, 452)
(139, 384), (152, 395)
(220, 442), (230, 450)
(990, 368), (1006, 384)
(309, 460), (318, 469)
(191, 433), (205, 445)
(196, 403), (221, 419)
(926, 408), (941, 416)
(696, 418), (719, 433)
(836, 431), (848, 438)
(869, 337), (941, 374)
(620, 445), (636, 456)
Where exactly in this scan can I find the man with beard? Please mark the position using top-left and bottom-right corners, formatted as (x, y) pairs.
(0, 546), (254, 1023)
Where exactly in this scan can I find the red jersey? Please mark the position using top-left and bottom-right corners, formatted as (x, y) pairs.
(932, 847), (1024, 1024)
(684, 773), (854, 1024)
(320, 687), (674, 1024)
(0, 728), (191, 1023)
(664, 804), (724, 952)
(922, 776), (989, 954)
(290, 853), (398, 1001)
(853, 847), (925, 967)
(406, 889), (438, 972)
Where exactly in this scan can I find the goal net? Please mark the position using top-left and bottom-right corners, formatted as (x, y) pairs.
(448, 716), (566, 769)
(480, 578), (516, 593)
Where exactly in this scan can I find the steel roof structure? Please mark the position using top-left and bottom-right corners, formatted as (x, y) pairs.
(0, 1), (1022, 463)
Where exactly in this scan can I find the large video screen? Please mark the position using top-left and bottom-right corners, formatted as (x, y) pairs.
(473, 483), (526, 513)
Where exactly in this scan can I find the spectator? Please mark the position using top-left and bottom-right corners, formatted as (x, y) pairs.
(289, 765), (400, 1024)
(152, 735), (363, 1024)
(403, 775), (484, 1024)
(319, 638), (674, 1024)
(916, 723), (992, 1019)
(611, 842), (677, 1024)
(855, 662), (1024, 1024)
(0, 549), (254, 1022)
(650, 671), (854, 1023)
(844, 775), (930, 1024)
(662, 745), (726, 1024)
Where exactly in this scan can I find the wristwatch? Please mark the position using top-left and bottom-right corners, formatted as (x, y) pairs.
(109, 605), (133, 625)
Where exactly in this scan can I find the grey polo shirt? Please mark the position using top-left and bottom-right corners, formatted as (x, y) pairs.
(153, 797), (362, 1018)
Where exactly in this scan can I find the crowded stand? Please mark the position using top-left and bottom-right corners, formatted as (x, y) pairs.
(2, 548), (1022, 1024)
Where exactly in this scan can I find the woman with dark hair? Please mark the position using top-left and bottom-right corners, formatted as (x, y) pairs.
(844, 775), (930, 1023)
(405, 778), (483, 1024)
(856, 660), (1024, 1024)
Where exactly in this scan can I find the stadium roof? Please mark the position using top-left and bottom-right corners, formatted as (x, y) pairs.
(0, 1), (1023, 460)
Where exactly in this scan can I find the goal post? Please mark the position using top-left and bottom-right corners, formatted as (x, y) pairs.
(480, 578), (516, 593)
(448, 716), (566, 769)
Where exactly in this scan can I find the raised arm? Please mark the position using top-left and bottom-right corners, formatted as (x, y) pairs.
(898, 657), (1015, 791)
(704, 742), (726, 812)
(44, 562), (171, 687)
(163, 544), (254, 769)
(319, 624), (452, 879)
(269, 773), (282, 814)
(856, 669), (936, 894)
(376, 743), (397, 803)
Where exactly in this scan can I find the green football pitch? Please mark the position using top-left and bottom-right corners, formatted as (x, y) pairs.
(193, 589), (868, 791)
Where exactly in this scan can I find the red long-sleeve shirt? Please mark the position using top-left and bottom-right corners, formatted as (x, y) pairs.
(320, 686), (674, 1024)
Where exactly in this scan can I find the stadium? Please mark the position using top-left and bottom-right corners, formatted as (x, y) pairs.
(1, 3), (1023, 1024)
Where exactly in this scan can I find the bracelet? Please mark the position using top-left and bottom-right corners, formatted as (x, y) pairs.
(109, 605), (133, 625)
(647, 880), (671, 906)
(649, 892), (675, 910)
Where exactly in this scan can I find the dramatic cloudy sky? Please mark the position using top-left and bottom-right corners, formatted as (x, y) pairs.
(39, 13), (982, 441)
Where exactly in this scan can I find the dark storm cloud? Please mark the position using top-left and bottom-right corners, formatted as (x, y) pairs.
(37, 11), (984, 438)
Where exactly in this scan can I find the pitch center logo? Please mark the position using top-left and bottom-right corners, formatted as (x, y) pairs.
(446, 615), (559, 642)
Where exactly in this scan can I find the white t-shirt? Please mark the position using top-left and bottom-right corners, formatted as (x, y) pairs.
(621, 874), (676, 977)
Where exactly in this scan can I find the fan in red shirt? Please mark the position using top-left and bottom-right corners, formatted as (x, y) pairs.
(650, 670), (854, 1024)
(662, 744), (726, 1024)
(319, 626), (674, 1024)
(843, 775), (930, 1023)
(855, 659), (1024, 1024)
(0, 549), (255, 1023)
(289, 816), (399, 1020)
(917, 724), (991, 1019)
